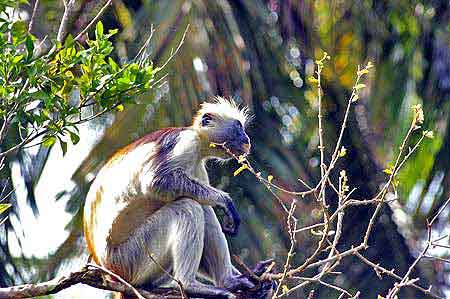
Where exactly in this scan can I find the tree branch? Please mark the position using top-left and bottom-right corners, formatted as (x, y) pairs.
(73, 0), (112, 42)
(0, 265), (176, 299)
(57, 0), (76, 43)
(28, 0), (40, 33)
(0, 264), (268, 299)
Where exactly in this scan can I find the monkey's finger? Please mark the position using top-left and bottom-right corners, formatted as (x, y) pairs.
(221, 223), (237, 236)
(253, 259), (275, 276)
(221, 215), (239, 236)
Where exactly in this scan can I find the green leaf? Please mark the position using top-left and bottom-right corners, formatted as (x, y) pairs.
(25, 35), (34, 60)
(383, 167), (393, 175)
(354, 83), (366, 90)
(11, 20), (27, 45)
(69, 131), (80, 145)
(11, 55), (23, 64)
(11, 21), (27, 35)
(0, 204), (11, 215)
(43, 136), (56, 147)
(64, 34), (74, 47)
(357, 69), (369, 76)
(107, 28), (118, 37)
(0, 22), (9, 33)
(108, 57), (119, 72)
(59, 139), (67, 156)
(95, 21), (104, 40)
(233, 164), (249, 176)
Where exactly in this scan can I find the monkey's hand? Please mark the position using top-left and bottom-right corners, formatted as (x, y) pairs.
(219, 193), (240, 236)
(152, 169), (240, 234)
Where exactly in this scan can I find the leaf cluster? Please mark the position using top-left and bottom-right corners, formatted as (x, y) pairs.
(0, 3), (156, 156)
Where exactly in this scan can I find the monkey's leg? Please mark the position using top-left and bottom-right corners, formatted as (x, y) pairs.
(164, 198), (237, 299)
(199, 206), (254, 291)
(106, 198), (236, 299)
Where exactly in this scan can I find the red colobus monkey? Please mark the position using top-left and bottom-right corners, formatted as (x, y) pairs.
(83, 97), (264, 298)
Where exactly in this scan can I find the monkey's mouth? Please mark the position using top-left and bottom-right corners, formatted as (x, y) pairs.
(229, 143), (251, 157)
(241, 143), (251, 154)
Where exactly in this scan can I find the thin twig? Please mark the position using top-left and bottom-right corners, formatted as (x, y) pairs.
(57, 0), (76, 43)
(73, 0), (113, 42)
(28, 0), (40, 33)
(355, 252), (440, 298)
(87, 263), (146, 299)
(156, 25), (190, 71)
(385, 196), (450, 298)
(141, 244), (187, 299)
(232, 255), (261, 283)
(272, 201), (297, 298)
(0, 216), (8, 226)
(134, 24), (156, 65)
(316, 53), (327, 208)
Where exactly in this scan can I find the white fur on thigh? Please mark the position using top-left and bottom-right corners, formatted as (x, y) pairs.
(104, 198), (205, 286)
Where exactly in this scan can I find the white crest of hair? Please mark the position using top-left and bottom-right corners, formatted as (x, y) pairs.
(194, 96), (250, 127)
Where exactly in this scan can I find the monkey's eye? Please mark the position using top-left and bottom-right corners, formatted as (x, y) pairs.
(233, 120), (243, 129)
(201, 113), (213, 126)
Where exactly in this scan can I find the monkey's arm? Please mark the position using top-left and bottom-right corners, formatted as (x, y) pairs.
(152, 168), (240, 235)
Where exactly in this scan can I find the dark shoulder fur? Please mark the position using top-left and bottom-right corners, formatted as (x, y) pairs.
(107, 127), (184, 166)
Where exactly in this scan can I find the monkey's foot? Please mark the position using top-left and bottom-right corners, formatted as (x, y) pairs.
(235, 259), (276, 299)
(224, 274), (255, 291)
(184, 281), (237, 299)
(252, 259), (275, 276)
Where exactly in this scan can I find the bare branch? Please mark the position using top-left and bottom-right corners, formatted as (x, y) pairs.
(134, 24), (156, 65)
(28, 0), (40, 33)
(355, 252), (440, 298)
(272, 201), (298, 298)
(57, 0), (76, 43)
(73, 0), (113, 42)
(0, 266), (170, 299)
(0, 265), (254, 299)
(86, 263), (146, 299)
(156, 25), (190, 71)
(385, 196), (450, 298)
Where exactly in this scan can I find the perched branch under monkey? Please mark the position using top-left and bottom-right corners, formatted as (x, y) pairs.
(0, 261), (274, 299)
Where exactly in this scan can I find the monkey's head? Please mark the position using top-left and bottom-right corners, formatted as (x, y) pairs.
(193, 97), (251, 160)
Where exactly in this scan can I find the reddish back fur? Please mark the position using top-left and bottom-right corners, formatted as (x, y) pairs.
(106, 128), (183, 165)
(84, 128), (184, 264)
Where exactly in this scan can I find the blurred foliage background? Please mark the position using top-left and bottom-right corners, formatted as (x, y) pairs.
(1, 0), (450, 298)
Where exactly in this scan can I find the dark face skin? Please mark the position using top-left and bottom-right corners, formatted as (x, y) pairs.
(223, 119), (251, 156)
(201, 113), (251, 158)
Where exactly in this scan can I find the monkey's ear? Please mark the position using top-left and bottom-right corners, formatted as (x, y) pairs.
(201, 113), (213, 126)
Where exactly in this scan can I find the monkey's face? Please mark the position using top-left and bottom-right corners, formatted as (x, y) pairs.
(200, 113), (251, 159)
